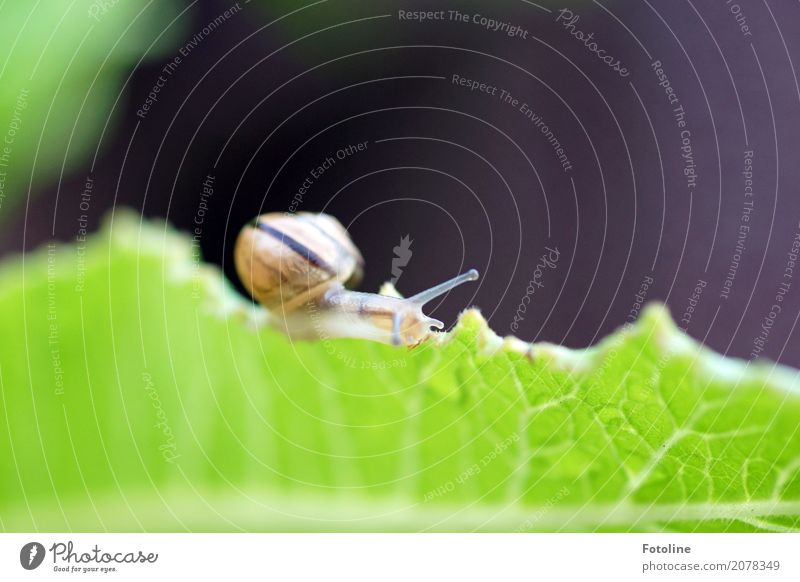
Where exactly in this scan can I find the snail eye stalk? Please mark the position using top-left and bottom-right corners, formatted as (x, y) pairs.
(409, 269), (480, 306)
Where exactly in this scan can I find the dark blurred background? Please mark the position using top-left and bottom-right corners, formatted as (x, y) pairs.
(7, 0), (800, 366)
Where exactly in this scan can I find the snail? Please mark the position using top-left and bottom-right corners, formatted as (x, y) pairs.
(234, 212), (479, 346)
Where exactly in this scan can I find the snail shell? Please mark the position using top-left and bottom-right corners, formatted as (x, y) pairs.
(235, 212), (363, 312)
(234, 211), (478, 345)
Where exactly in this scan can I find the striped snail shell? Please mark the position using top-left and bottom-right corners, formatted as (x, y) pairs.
(234, 211), (478, 346)
(235, 212), (364, 312)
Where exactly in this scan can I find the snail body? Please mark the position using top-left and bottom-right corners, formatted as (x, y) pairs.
(234, 212), (479, 346)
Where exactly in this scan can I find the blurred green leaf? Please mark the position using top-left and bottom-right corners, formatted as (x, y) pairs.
(0, 1), (182, 220)
(0, 211), (798, 532)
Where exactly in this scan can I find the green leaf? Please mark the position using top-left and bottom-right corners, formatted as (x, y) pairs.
(0, 1), (182, 218)
(1, 211), (799, 532)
